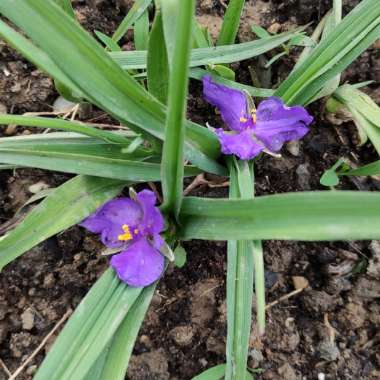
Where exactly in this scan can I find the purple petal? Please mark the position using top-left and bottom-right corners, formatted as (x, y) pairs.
(255, 97), (312, 151)
(215, 128), (264, 160)
(136, 190), (164, 235)
(80, 198), (142, 248)
(110, 238), (165, 287)
(203, 75), (248, 132)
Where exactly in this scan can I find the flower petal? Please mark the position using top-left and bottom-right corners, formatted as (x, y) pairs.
(80, 198), (142, 248)
(203, 75), (248, 131)
(215, 128), (264, 160)
(136, 190), (164, 235)
(255, 97), (313, 151)
(110, 238), (165, 287)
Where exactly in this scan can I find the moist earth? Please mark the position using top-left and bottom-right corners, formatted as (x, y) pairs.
(0, 1), (379, 379)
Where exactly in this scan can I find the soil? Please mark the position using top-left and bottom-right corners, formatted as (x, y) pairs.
(1, 1), (380, 379)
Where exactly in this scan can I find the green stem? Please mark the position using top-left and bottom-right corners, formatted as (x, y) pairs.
(253, 241), (265, 335)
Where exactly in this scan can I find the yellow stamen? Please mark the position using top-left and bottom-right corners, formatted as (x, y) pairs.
(251, 110), (257, 123)
(240, 116), (248, 123)
(118, 224), (133, 241)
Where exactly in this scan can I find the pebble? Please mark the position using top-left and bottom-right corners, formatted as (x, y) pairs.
(286, 140), (301, 156)
(318, 340), (340, 361)
(296, 163), (311, 190)
(52, 96), (76, 113)
(28, 181), (50, 194)
(169, 325), (194, 347)
(21, 308), (35, 330)
(368, 240), (380, 278)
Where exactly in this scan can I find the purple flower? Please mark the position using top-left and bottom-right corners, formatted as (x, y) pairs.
(203, 75), (313, 160)
(80, 190), (165, 287)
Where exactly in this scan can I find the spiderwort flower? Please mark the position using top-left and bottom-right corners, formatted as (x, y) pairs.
(203, 75), (313, 160)
(80, 190), (165, 287)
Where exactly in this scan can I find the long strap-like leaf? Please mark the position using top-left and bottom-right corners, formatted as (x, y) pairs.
(179, 191), (380, 241)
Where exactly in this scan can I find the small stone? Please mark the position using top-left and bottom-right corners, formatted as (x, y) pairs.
(337, 302), (366, 329)
(26, 365), (37, 376)
(302, 290), (339, 314)
(21, 308), (35, 330)
(28, 181), (49, 194)
(296, 163), (311, 190)
(43, 273), (55, 289)
(317, 340), (340, 361)
(286, 140), (301, 156)
(53, 96), (76, 113)
(169, 325), (194, 347)
(206, 334), (224, 355)
(368, 240), (380, 278)
(292, 276), (309, 290)
(4, 125), (17, 136)
(268, 22), (281, 34)
(190, 279), (218, 325)
(128, 349), (169, 380)
(249, 348), (264, 368)
(278, 363), (298, 380)
(354, 276), (380, 299)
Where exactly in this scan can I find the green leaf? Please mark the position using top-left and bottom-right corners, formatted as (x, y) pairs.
(320, 158), (346, 187)
(112, 0), (152, 42)
(333, 84), (380, 154)
(0, 145), (200, 181)
(190, 68), (274, 98)
(225, 159), (259, 380)
(0, 19), (83, 99)
(98, 284), (156, 380)
(251, 24), (271, 39)
(35, 269), (142, 380)
(275, 0), (380, 105)
(320, 169), (340, 187)
(208, 64), (236, 81)
(147, 7), (169, 104)
(192, 365), (253, 380)
(159, 0), (178, 66)
(340, 160), (380, 177)
(95, 30), (122, 51)
(161, 0), (194, 217)
(193, 19), (212, 48)
(192, 364), (226, 380)
(0, 176), (127, 270)
(0, 114), (130, 144)
(134, 8), (149, 50)
(0, 0), (222, 174)
(179, 191), (380, 241)
(217, 0), (246, 46)
(53, 0), (75, 19)
(0, 132), (150, 160)
(174, 245), (187, 268)
(110, 28), (304, 70)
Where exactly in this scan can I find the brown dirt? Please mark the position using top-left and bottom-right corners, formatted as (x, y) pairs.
(1, 1), (380, 379)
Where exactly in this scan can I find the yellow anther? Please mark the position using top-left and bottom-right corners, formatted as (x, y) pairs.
(118, 224), (133, 241)
(251, 110), (257, 123)
(240, 117), (248, 122)
(134, 228), (139, 234)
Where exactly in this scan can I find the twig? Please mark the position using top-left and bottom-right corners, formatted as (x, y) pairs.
(265, 288), (304, 310)
(0, 358), (11, 377)
(183, 173), (229, 196)
(9, 309), (72, 380)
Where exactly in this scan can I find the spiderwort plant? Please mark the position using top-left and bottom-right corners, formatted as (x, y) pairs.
(1, 1), (380, 380)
